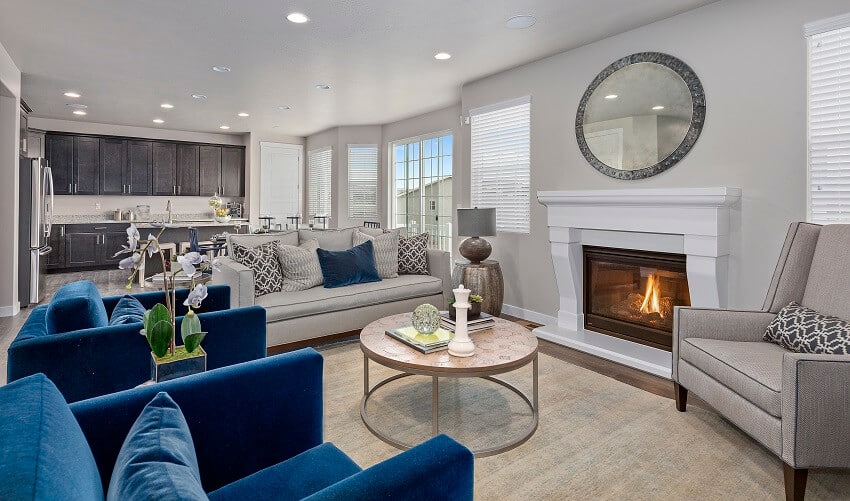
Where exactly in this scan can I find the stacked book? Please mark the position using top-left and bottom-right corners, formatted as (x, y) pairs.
(439, 312), (495, 333)
(385, 326), (454, 354)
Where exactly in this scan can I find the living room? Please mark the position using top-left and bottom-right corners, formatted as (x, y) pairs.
(2, 0), (850, 499)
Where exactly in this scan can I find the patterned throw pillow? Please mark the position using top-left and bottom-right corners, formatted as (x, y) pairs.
(353, 230), (399, 278)
(398, 233), (429, 275)
(763, 302), (850, 354)
(232, 241), (284, 297)
(276, 239), (324, 291)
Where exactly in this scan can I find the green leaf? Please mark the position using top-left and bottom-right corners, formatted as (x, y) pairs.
(142, 309), (151, 331)
(183, 332), (207, 353)
(145, 303), (169, 334)
(180, 312), (202, 338)
(148, 319), (173, 358)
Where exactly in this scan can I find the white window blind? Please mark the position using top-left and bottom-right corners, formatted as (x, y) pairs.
(808, 23), (850, 224)
(347, 144), (378, 218)
(470, 96), (531, 233)
(308, 147), (332, 217)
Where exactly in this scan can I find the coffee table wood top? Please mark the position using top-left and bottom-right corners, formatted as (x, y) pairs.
(360, 313), (538, 376)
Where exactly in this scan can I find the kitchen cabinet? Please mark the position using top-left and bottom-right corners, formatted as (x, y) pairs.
(101, 230), (129, 265)
(221, 146), (244, 197)
(177, 144), (200, 196)
(45, 225), (65, 270)
(46, 134), (73, 195)
(199, 145), (221, 196)
(65, 230), (100, 267)
(27, 131), (45, 159)
(100, 138), (127, 195)
(126, 140), (152, 195)
(73, 136), (100, 195)
(152, 142), (177, 196)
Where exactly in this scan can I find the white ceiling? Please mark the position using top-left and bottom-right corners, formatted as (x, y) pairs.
(1, 0), (716, 137)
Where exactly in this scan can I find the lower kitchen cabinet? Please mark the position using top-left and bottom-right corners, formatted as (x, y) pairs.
(65, 230), (100, 267)
(44, 225), (65, 270)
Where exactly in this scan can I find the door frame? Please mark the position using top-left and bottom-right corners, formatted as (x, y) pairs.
(260, 142), (304, 227)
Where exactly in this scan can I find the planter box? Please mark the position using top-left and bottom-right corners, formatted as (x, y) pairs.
(151, 346), (207, 383)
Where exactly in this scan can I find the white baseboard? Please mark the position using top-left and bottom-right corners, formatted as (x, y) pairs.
(501, 304), (557, 326)
(0, 302), (20, 318)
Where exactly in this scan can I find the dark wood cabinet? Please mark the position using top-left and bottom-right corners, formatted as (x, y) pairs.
(100, 138), (127, 195)
(199, 145), (221, 196)
(73, 136), (100, 195)
(65, 231), (100, 267)
(46, 134), (74, 195)
(45, 225), (65, 270)
(177, 144), (200, 196)
(221, 146), (244, 197)
(101, 231), (129, 265)
(152, 142), (177, 196)
(126, 140), (152, 195)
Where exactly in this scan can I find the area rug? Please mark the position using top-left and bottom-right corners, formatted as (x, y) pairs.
(319, 341), (850, 500)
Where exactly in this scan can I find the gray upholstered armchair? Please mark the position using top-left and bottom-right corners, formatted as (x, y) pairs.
(673, 222), (850, 501)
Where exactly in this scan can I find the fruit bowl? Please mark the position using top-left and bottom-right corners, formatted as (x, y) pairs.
(214, 214), (232, 224)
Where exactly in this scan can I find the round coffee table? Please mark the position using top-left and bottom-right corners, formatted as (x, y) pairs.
(359, 313), (538, 457)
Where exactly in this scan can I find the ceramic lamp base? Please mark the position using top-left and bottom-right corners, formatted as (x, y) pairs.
(458, 237), (492, 264)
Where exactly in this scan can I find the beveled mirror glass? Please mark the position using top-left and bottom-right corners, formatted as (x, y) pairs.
(576, 52), (705, 180)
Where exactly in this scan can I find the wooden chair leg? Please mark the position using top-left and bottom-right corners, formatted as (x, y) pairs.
(782, 463), (808, 501)
(673, 382), (688, 412)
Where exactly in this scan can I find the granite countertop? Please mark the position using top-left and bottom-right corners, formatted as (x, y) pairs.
(52, 214), (249, 228)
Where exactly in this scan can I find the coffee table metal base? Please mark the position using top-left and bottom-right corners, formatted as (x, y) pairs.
(360, 354), (539, 458)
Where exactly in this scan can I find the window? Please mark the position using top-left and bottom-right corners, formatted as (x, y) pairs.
(391, 133), (453, 251)
(807, 15), (850, 224)
(307, 147), (332, 218)
(470, 96), (531, 233)
(348, 145), (378, 218)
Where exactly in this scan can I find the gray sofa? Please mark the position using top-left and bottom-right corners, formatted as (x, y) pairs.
(212, 226), (452, 348)
(673, 222), (850, 501)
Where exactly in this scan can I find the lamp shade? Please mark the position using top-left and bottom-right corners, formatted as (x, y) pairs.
(457, 208), (496, 237)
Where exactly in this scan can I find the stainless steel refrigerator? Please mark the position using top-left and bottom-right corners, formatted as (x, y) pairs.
(18, 158), (54, 306)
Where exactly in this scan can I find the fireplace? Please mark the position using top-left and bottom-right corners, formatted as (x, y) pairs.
(583, 246), (691, 351)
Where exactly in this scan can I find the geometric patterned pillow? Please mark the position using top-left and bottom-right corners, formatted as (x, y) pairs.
(763, 302), (850, 354)
(276, 239), (324, 291)
(353, 230), (399, 279)
(398, 232), (429, 275)
(232, 241), (283, 297)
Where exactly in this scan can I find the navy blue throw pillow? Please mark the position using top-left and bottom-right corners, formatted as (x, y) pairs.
(316, 240), (382, 288)
(109, 295), (147, 326)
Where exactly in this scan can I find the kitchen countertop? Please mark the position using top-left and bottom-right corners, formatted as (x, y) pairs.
(52, 216), (248, 228)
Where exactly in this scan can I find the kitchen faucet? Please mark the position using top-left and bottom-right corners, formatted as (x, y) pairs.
(166, 199), (173, 223)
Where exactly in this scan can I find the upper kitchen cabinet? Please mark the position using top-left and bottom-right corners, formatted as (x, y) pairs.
(73, 136), (100, 195)
(46, 134), (74, 195)
(221, 146), (245, 197)
(99, 138), (127, 195)
(152, 141), (177, 196)
(176, 144), (200, 196)
(199, 145), (221, 197)
(126, 140), (153, 195)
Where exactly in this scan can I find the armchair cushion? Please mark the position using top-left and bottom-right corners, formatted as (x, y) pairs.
(108, 295), (146, 326)
(680, 338), (785, 417)
(208, 443), (361, 501)
(46, 280), (109, 334)
(764, 302), (850, 355)
(108, 392), (206, 501)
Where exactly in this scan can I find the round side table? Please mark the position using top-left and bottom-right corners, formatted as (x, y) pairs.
(452, 259), (504, 317)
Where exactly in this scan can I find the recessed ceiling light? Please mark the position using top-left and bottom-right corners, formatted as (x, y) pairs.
(286, 12), (309, 23)
(605, 94), (618, 100)
(153, 118), (164, 124)
(652, 105), (665, 110)
(272, 125), (280, 128)
(237, 112), (250, 117)
(160, 103), (174, 109)
(66, 103), (88, 109)
(219, 125), (230, 130)
(63, 91), (81, 98)
(505, 15), (537, 29)
(212, 66), (231, 73)
(73, 110), (87, 116)
(315, 84), (331, 90)
(434, 52), (452, 60)
(278, 105), (291, 110)
(191, 94), (208, 100)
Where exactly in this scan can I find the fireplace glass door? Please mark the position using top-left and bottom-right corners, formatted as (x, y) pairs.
(583, 246), (690, 351)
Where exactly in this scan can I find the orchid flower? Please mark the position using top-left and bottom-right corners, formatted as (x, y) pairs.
(126, 224), (140, 252)
(183, 283), (208, 308)
(146, 234), (160, 258)
(176, 252), (203, 276)
(118, 253), (141, 270)
(208, 258), (221, 273)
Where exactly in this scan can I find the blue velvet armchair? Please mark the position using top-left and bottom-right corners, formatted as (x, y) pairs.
(7, 283), (267, 403)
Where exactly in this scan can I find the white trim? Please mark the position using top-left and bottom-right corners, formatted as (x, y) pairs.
(0, 302), (20, 317)
(259, 142), (304, 226)
(501, 304), (557, 327)
(468, 95), (532, 117)
(804, 12), (850, 37)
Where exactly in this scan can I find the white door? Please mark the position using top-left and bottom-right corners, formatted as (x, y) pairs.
(260, 142), (303, 226)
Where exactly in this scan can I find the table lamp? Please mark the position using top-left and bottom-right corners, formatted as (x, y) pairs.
(457, 207), (496, 264)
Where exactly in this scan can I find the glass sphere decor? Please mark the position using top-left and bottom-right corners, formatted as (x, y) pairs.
(411, 304), (440, 334)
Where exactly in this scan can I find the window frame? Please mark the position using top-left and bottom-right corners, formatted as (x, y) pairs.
(307, 146), (332, 219)
(347, 144), (379, 219)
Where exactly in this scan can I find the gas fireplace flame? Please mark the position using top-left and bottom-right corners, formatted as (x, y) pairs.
(639, 274), (664, 318)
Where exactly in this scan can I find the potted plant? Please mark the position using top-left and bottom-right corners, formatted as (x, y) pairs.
(447, 293), (484, 320)
(116, 224), (219, 382)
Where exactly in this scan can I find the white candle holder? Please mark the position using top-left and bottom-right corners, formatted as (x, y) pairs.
(448, 283), (475, 357)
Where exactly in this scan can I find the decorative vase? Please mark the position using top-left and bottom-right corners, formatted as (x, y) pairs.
(447, 284), (475, 357)
(411, 304), (440, 334)
(151, 346), (207, 383)
(469, 302), (481, 318)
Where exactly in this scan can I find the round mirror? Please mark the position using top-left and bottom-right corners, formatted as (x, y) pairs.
(576, 52), (705, 180)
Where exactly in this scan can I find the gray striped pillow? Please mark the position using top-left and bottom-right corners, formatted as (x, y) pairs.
(353, 230), (399, 279)
(276, 239), (324, 291)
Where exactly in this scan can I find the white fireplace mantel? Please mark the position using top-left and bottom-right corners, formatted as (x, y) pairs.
(535, 187), (741, 378)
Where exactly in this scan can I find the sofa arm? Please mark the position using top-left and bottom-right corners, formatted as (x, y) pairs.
(304, 434), (474, 501)
(179, 306), (267, 368)
(71, 349), (325, 494)
(781, 352), (850, 468)
(212, 257), (254, 308)
(427, 249), (452, 308)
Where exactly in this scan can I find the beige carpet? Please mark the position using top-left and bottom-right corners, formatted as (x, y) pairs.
(319, 341), (850, 500)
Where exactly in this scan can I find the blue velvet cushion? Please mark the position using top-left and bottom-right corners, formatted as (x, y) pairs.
(0, 374), (104, 500)
(46, 280), (109, 334)
(208, 443), (362, 501)
(107, 392), (207, 501)
(316, 240), (382, 288)
(109, 295), (147, 326)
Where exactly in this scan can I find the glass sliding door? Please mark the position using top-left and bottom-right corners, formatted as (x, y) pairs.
(392, 132), (452, 251)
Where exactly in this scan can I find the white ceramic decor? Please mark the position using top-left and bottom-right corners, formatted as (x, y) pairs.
(448, 284), (476, 357)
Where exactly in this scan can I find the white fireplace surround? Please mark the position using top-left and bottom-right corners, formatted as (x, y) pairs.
(535, 187), (742, 378)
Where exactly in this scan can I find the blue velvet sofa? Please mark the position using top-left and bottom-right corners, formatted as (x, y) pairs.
(0, 349), (474, 500)
(7, 281), (267, 403)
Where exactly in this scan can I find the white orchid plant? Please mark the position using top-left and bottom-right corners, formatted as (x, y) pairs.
(115, 224), (219, 359)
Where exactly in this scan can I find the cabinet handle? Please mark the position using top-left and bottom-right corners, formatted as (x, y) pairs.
(74, 183), (77, 193)
(60, 226), (65, 237)
(127, 183), (131, 193)
(68, 184), (72, 193)
(94, 227), (107, 230)
(178, 185), (181, 195)
(173, 185), (176, 196)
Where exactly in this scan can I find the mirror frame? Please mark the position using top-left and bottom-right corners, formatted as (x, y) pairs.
(575, 52), (706, 180)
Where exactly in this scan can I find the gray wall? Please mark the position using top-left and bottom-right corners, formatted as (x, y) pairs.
(0, 40), (21, 316)
(459, 0), (849, 317)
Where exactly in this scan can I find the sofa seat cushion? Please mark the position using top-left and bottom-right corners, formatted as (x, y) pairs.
(256, 274), (443, 322)
(680, 338), (786, 417)
(46, 280), (109, 334)
(207, 443), (361, 501)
